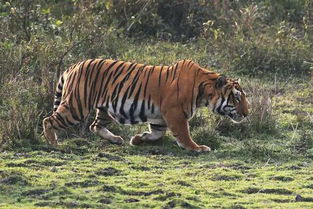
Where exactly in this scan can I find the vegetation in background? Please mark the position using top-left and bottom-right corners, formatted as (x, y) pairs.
(0, 1), (312, 208)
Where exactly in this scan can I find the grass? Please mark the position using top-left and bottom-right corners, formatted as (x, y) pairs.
(1, 142), (313, 209)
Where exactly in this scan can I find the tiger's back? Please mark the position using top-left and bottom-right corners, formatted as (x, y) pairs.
(61, 59), (203, 124)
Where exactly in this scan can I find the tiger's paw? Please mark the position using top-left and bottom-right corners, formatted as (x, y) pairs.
(109, 136), (124, 145)
(195, 145), (211, 152)
(130, 135), (144, 146)
(46, 139), (58, 147)
(44, 133), (58, 147)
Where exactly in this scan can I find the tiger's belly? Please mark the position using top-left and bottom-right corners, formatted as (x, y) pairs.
(106, 99), (163, 125)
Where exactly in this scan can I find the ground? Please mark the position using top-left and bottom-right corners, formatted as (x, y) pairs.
(0, 138), (312, 208)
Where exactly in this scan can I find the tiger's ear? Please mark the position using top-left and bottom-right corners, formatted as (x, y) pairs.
(215, 76), (227, 89)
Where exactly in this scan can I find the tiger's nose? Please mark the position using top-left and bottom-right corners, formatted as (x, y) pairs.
(242, 111), (249, 117)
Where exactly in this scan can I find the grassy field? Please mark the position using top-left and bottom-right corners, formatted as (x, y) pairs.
(1, 1), (313, 208)
(0, 145), (313, 209)
(1, 79), (312, 209)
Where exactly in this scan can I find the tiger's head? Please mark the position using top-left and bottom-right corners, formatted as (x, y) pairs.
(211, 76), (249, 122)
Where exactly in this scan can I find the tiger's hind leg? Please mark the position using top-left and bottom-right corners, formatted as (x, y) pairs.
(130, 123), (167, 146)
(89, 108), (124, 145)
(43, 104), (81, 146)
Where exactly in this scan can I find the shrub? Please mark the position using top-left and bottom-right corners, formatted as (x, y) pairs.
(0, 80), (48, 149)
(231, 24), (312, 76)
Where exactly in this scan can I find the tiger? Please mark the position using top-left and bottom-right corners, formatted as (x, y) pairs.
(43, 59), (249, 152)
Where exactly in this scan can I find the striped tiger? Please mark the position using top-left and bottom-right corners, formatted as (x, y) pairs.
(43, 59), (249, 152)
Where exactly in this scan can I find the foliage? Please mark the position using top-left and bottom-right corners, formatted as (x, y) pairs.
(0, 79), (49, 149)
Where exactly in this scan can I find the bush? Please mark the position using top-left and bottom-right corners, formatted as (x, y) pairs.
(230, 24), (312, 76)
(0, 80), (48, 149)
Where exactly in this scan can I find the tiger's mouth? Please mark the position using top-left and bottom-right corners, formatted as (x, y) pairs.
(227, 114), (248, 124)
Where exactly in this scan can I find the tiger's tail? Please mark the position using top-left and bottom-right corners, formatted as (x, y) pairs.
(53, 75), (64, 112)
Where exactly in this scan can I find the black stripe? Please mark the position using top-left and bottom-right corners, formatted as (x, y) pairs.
(96, 62), (117, 104)
(127, 67), (143, 99)
(51, 116), (66, 130)
(111, 76), (128, 112)
(83, 59), (96, 108)
(111, 64), (136, 112)
(143, 66), (153, 97)
(217, 97), (225, 115)
(143, 67), (148, 77)
(119, 63), (137, 85)
(158, 66), (164, 87)
(98, 72), (113, 102)
(112, 62), (126, 84)
(111, 84), (120, 112)
(189, 70), (198, 116)
(103, 60), (119, 77)
(88, 59), (104, 86)
(188, 61), (195, 69)
(171, 62), (180, 82)
(89, 60), (106, 109)
(95, 61), (119, 105)
(112, 62), (126, 76)
(119, 86), (131, 119)
(48, 117), (58, 130)
(57, 83), (63, 90)
(129, 83), (142, 123)
(150, 123), (167, 128)
(105, 95), (110, 108)
(64, 73), (75, 94)
(132, 83), (142, 111)
(139, 99), (147, 122)
(67, 94), (80, 122)
(55, 92), (62, 97)
(54, 100), (60, 106)
(88, 60), (104, 107)
(63, 102), (81, 122)
(147, 94), (151, 109)
(53, 114), (67, 129)
(165, 66), (170, 82)
(75, 61), (87, 120)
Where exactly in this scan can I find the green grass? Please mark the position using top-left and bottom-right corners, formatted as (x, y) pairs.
(1, 142), (313, 209)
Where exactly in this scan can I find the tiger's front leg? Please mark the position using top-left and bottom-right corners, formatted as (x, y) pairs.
(130, 123), (167, 146)
(90, 108), (124, 145)
(164, 108), (211, 152)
